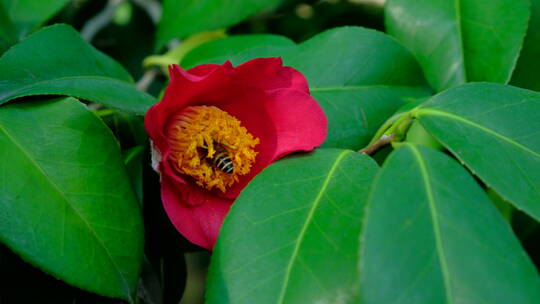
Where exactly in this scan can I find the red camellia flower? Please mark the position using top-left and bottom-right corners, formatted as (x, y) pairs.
(144, 57), (327, 250)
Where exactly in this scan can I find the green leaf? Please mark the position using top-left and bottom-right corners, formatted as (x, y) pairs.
(385, 0), (530, 92)
(361, 144), (540, 303)
(289, 27), (429, 149)
(123, 146), (144, 206)
(213, 44), (293, 67)
(284, 28), (425, 88)
(181, 34), (295, 69)
(183, 27), (430, 150)
(0, 5), (17, 53)
(156, 0), (282, 49)
(0, 97), (144, 300)
(405, 119), (443, 150)
(312, 86), (428, 149)
(144, 29), (227, 71)
(0, 24), (156, 114)
(414, 82), (540, 222)
(206, 149), (379, 303)
(487, 188), (513, 222)
(0, 0), (70, 43)
(511, 0), (540, 91)
(0, 0), (70, 33)
(100, 111), (148, 149)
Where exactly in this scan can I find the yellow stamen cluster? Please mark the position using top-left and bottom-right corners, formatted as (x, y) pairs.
(167, 105), (259, 192)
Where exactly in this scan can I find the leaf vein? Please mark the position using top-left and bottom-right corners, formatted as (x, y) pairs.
(275, 150), (352, 304)
(0, 122), (130, 294)
(408, 144), (453, 303)
(416, 108), (540, 158)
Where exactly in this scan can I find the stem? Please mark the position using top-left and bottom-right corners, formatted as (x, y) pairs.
(80, 0), (125, 42)
(136, 68), (159, 92)
(360, 134), (395, 155)
(365, 112), (401, 147)
(385, 111), (413, 137)
(95, 108), (116, 117)
(360, 109), (416, 155)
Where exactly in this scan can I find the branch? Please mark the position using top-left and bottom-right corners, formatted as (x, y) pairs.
(136, 68), (159, 92)
(81, 0), (126, 42)
(360, 134), (395, 155)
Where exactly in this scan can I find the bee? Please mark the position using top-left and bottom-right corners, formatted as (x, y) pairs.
(200, 143), (234, 174)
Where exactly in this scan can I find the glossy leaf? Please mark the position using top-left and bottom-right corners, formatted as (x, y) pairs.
(144, 29), (227, 71)
(181, 34), (294, 69)
(385, 0), (530, 91)
(312, 86), (427, 149)
(284, 28), (424, 88)
(156, 0), (282, 49)
(123, 146), (144, 205)
(288, 27), (429, 149)
(0, 6), (17, 53)
(361, 144), (540, 303)
(206, 149), (379, 303)
(197, 28), (427, 87)
(0, 24), (156, 114)
(415, 83), (540, 221)
(0, 0), (70, 45)
(0, 97), (144, 300)
(511, 0), (540, 91)
(0, 0), (70, 33)
(183, 27), (430, 150)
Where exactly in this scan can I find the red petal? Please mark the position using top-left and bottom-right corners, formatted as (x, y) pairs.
(161, 175), (231, 250)
(235, 57), (309, 93)
(218, 88), (326, 198)
(264, 88), (327, 160)
(144, 63), (235, 155)
(216, 89), (277, 199)
(145, 58), (328, 250)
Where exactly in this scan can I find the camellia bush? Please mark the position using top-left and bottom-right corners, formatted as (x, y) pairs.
(1, 0), (539, 303)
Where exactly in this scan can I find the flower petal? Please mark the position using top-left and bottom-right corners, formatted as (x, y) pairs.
(234, 57), (309, 93)
(145, 58), (328, 251)
(264, 88), (327, 160)
(219, 88), (326, 198)
(217, 89), (278, 199)
(161, 175), (231, 250)
(144, 62), (235, 155)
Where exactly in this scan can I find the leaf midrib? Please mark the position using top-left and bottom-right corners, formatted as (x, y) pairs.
(408, 144), (453, 303)
(0, 75), (137, 102)
(275, 150), (352, 304)
(415, 108), (540, 158)
(0, 119), (131, 296)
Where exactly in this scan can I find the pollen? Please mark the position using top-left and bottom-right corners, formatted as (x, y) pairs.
(167, 106), (260, 192)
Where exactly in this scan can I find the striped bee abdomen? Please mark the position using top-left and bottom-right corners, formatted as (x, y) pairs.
(214, 151), (234, 174)
(202, 144), (234, 174)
